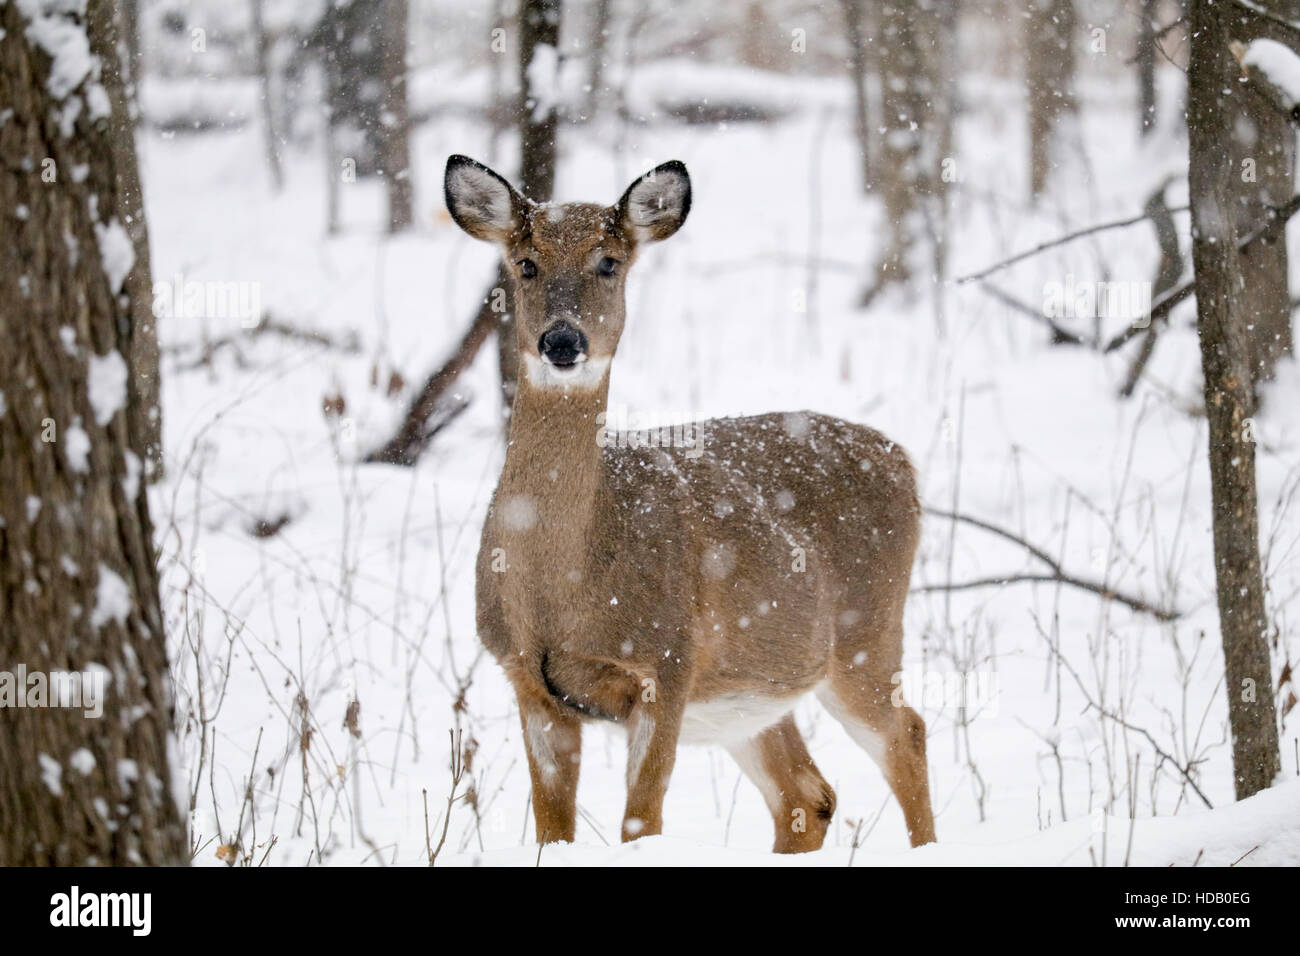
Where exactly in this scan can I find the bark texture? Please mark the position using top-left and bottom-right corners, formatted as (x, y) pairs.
(1225, 0), (1297, 402)
(1187, 0), (1282, 800)
(0, 0), (187, 864)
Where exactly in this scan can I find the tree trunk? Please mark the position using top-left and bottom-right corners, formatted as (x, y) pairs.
(0, 0), (187, 864)
(1137, 0), (1158, 136)
(861, 0), (947, 306)
(381, 0), (414, 232)
(582, 0), (611, 121)
(867, 0), (926, 295)
(1025, 0), (1077, 197)
(1187, 0), (1281, 800)
(251, 0), (284, 191)
(95, 1), (163, 484)
(499, 0), (561, 406)
(1225, 0), (1296, 403)
(840, 0), (876, 194)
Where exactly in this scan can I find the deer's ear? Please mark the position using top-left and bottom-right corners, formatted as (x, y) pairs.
(445, 155), (526, 243)
(615, 160), (691, 243)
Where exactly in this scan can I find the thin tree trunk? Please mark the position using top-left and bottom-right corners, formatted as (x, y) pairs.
(381, 0), (414, 231)
(251, 0), (283, 191)
(0, 0), (187, 864)
(1137, 0), (1158, 136)
(1025, 0), (1077, 197)
(499, 0), (562, 405)
(583, 0), (611, 121)
(841, 0), (875, 193)
(1187, 0), (1281, 800)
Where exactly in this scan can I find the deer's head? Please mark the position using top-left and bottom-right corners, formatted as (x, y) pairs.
(444, 155), (690, 391)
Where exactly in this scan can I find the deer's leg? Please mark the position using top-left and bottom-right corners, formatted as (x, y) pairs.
(515, 681), (583, 843)
(726, 713), (836, 853)
(621, 699), (684, 841)
(816, 668), (936, 847)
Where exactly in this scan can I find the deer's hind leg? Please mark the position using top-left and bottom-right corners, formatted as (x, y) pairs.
(819, 596), (936, 846)
(726, 714), (836, 853)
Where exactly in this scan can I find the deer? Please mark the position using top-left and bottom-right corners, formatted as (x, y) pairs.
(445, 154), (936, 853)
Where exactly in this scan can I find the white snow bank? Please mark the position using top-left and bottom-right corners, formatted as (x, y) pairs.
(437, 779), (1300, 867)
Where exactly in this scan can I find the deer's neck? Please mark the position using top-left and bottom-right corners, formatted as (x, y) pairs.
(497, 375), (610, 560)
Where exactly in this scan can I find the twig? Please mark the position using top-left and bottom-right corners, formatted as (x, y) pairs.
(974, 282), (1088, 346)
(919, 507), (1181, 621)
(428, 729), (468, 866)
(957, 206), (1189, 285)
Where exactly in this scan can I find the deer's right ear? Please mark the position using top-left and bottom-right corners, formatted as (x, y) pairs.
(444, 155), (526, 243)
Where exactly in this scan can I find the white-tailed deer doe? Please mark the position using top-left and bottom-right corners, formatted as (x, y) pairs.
(446, 154), (935, 852)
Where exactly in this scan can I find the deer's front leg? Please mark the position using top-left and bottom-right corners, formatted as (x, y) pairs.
(515, 680), (583, 843)
(622, 696), (684, 841)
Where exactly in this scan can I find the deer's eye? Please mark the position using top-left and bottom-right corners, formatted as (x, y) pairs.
(596, 256), (620, 277)
(519, 258), (538, 279)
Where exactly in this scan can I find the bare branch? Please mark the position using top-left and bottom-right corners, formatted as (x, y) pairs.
(919, 507), (1181, 621)
(957, 205), (1188, 285)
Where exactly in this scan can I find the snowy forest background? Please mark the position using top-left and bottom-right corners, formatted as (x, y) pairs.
(3, 0), (1300, 866)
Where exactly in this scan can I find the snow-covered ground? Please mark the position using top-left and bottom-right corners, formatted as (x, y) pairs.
(142, 63), (1300, 866)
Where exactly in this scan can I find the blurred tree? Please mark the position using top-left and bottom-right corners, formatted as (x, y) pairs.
(861, 0), (952, 308)
(0, 0), (187, 864)
(499, 0), (562, 405)
(1186, 0), (1281, 800)
(582, 0), (612, 121)
(368, 0), (564, 464)
(1136, 0), (1158, 136)
(250, 0), (283, 191)
(1025, 0), (1077, 197)
(381, 0), (414, 231)
(840, 0), (878, 194)
(311, 0), (413, 232)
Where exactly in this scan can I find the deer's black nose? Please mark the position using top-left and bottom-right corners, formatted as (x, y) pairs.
(538, 322), (587, 367)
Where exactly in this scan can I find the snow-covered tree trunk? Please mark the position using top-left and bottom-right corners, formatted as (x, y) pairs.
(1226, 0), (1298, 404)
(92, 0), (162, 482)
(1187, 0), (1282, 800)
(0, 0), (187, 864)
(1025, 0), (1077, 197)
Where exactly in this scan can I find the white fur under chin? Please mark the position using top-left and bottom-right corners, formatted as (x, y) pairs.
(522, 353), (610, 390)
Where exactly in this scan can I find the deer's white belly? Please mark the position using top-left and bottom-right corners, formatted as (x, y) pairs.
(679, 693), (802, 746)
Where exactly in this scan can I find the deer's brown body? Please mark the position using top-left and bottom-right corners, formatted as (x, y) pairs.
(447, 155), (935, 852)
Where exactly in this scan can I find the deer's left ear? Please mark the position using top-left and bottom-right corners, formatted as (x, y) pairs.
(615, 160), (691, 243)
